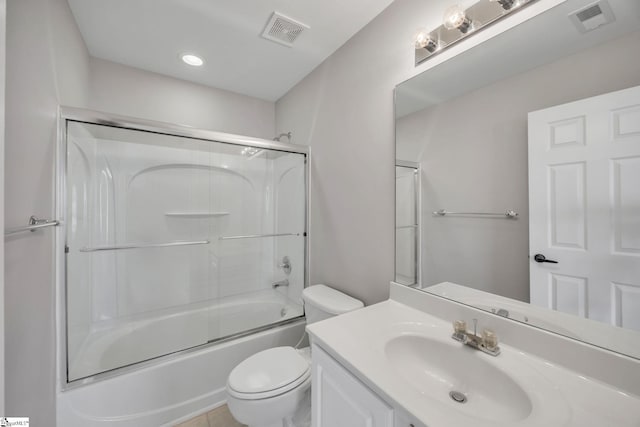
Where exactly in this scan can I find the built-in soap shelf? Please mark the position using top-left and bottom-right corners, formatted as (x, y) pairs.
(165, 212), (229, 218)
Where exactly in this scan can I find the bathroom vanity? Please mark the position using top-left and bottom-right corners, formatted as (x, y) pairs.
(307, 283), (640, 427)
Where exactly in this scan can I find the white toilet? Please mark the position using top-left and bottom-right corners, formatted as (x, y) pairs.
(226, 284), (364, 427)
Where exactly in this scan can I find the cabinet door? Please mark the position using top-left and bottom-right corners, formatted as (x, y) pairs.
(312, 344), (394, 427)
(395, 410), (428, 427)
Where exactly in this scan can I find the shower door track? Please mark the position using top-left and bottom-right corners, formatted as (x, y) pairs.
(58, 106), (310, 155)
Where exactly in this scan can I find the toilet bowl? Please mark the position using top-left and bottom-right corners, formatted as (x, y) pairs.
(225, 285), (364, 427)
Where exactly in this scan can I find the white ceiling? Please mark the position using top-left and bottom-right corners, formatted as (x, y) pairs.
(67, 0), (395, 102)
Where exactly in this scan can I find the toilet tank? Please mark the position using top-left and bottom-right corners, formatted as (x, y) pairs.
(302, 284), (364, 324)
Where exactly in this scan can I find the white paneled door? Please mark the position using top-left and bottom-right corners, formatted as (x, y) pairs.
(528, 85), (640, 331)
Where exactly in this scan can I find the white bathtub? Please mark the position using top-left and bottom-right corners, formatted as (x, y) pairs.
(58, 290), (305, 426)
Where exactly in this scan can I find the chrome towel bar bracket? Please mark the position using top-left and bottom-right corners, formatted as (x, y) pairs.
(4, 216), (60, 236)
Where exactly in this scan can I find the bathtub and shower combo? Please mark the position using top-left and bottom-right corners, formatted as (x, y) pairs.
(55, 108), (309, 426)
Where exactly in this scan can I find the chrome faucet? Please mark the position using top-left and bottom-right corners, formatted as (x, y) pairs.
(272, 278), (289, 289)
(452, 319), (500, 356)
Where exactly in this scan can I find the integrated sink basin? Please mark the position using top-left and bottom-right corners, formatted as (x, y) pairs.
(385, 334), (532, 423)
(307, 289), (640, 427)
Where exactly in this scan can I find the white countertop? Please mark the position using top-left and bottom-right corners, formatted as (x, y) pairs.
(307, 299), (640, 427)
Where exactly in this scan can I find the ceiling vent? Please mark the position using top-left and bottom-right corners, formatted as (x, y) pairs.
(261, 12), (309, 47)
(569, 0), (615, 34)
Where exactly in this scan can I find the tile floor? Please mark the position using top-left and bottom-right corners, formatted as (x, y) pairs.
(175, 404), (245, 427)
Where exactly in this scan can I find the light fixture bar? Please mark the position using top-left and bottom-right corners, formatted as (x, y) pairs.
(415, 0), (538, 66)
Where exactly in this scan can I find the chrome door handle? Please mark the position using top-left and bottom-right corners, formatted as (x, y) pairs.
(533, 254), (558, 264)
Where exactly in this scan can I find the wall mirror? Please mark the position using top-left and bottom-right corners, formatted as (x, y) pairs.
(395, 0), (640, 359)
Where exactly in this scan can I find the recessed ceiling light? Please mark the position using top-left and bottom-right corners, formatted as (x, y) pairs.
(181, 54), (204, 67)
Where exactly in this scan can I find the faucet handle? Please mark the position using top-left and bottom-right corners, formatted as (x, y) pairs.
(278, 256), (292, 275)
(453, 320), (467, 334)
(482, 329), (499, 351)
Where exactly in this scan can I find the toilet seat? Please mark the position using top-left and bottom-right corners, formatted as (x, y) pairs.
(227, 346), (311, 400)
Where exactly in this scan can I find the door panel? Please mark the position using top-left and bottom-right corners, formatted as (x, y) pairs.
(548, 162), (586, 249)
(612, 156), (640, 254)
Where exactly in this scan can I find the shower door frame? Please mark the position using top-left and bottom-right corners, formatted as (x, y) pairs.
(55, 106), (310, 388)
(394, 160), (420, 287)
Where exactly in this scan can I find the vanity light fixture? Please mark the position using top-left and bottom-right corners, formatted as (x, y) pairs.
(415, 0), (538, 66)
(181, 53), (204, 67)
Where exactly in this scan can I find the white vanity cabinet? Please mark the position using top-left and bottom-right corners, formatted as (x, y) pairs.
(395, 411), (427, 427)
(312, 344), (426, 427)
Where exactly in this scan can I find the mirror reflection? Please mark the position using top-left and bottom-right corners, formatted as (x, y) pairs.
(395, 161), (419, 286)
(395, 0), (640, 358)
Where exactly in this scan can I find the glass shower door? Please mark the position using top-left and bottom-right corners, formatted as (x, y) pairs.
(207, 147), (307, 342)
(64, 118), (307, 382)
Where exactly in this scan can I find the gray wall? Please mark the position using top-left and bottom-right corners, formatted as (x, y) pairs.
(5, 0), (90, 423)
(396, 31), (640, 301)
(5, 2), (276, 422)
(275, 0), (454, 305)
(0, 0), (5, 412)
(88, 58), (275, 139)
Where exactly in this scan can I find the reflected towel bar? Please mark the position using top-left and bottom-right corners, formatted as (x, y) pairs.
(396, 225), (418, 229)
(79, 240), (210, 252)
(4, 216), (60, 236)
(219, 233), (301, 240)
(433, 209), (518, 218)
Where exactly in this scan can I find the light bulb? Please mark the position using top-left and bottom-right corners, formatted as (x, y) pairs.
(443, 4), (472, 33)
(414, 31), (439, 53)
(415, 31), (429, 49)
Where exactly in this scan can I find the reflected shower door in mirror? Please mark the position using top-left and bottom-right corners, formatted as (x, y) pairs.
(64, 117), (307, 382)
(394, 0), (640, 359)
(395, 162), (419, 286)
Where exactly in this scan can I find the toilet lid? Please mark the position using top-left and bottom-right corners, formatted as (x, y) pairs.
(302, 284), (364, 315)
(227, 347), (310, 398)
